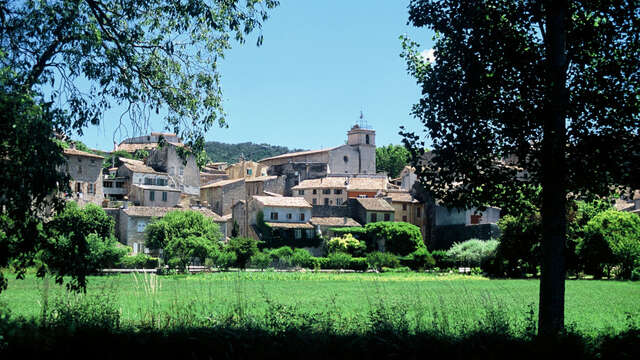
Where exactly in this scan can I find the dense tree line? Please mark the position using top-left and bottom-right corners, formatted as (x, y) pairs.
(204, 141), (306, 163)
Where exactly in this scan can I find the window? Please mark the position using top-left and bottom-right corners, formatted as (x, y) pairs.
(78, 165), (82, 174)
(76, 182), (82, 193)
(312, 198), (317, 205)
(336, 198), (342, 206)
(306, 229), (314, 238)
(90, 159), (95, 164)
(324, 198), (329, 206)
(402, 215), (407, 222)
(179, 167), (184, 176)
(294, 229), (302, 239)
(384, 213), (391, 221)
(157, 178), (167, 186)
(144, 177), (153, 185)
(298, 190), (304, 195)
(103, 181), (112, 188)
(133, 243), (139, 254)
(270, 212), (278, 220)
(312, 189), (317, 195)
(334, 189), (342, 195)
(137, 221), (146, 233)
(322, 189), (331, 195)
(88, 183), (95, 194)
(343, 155), (349, 163)
(246, 168), (252, 175)
(162, 192), (167, 202)
(416, 208), (421, 218)
(299, 213), (305, 221)
(149, 191), (155, 201)
(116, 182), (124, 188)
(358, 194), (367, 198)
(366, 134), (370, 144)
(370, 213), (377, 222)
(402, 204), (407, 211)
(287, 213), (292, 220)
(470, 214), (482, 225)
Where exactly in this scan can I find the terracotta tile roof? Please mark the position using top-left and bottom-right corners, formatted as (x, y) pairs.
(355, 198), (395, 212)
(615, 199), (635, 212)
(221, 214), (233, 221)
(310, 217), (361, 227)
(259, 147), (336, 162)
(119, 157), (164, 175)
(63, 148), (104, 159)
(116, 142), (159, 153)
(292, 177), (348, 190)
(347, 177), (388, 191)
(386, 191), (419, 203)
(253, 196), (312, 208)
(122, 206), (225, 221)
(245, 176), (278, 183)
(201, 178), (245, 189)
(265, 222), (315, 229)
(150, 132), (177, 137)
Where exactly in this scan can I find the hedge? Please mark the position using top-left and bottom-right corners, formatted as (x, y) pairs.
(117, 254), (159, 269)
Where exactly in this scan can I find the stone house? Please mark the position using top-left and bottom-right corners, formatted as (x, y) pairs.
(62, 147), (105, 206)
(200, 178), (246, 216)
(128, 184), (181, 207)
(292, 176), (389, 206)
(115, 132), (181, 154)
(102, 177), (128, 200)
(226, 160), (268, 179)
(245, 175), (286, 197)
(350, 198), (395, 225)
(113, 205), (226, 254)
(232, 196), (314, 241)
(146, 142), (200, 196)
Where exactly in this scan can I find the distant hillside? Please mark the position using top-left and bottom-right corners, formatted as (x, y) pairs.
(204, 141), (306, 163)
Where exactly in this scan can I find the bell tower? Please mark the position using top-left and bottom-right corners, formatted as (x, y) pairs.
(346, 112), (376, 174)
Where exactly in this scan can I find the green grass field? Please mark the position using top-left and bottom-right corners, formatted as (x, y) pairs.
(1, 272), (638, 336)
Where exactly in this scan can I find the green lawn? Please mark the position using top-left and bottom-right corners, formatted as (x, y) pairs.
(1, 272), (638, 336)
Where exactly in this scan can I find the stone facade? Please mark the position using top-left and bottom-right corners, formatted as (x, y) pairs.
(147, 143), (200, 196)
(350, 198), (395, 225)
(62, 148), (104, 206)
(245, 176), (286, 197)
(226, 160), (268, 179)
(267, 162), (328, 196)
(129, 184), (181, 207)
(200, 178), (246, 216)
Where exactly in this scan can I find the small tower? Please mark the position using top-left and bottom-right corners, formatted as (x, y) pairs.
(346, 112), (376, 174)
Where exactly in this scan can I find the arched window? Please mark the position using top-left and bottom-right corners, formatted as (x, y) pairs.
(365, 134), (370, 144)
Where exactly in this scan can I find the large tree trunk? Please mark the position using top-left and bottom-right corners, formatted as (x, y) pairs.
(539, 0), (568, 337)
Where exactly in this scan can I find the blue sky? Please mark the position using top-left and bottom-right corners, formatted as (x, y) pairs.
(78, 1), (434, 152)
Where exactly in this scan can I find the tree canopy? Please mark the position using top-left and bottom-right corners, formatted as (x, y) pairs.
(401, 0), (639, 335)
(0, 0), (277, 292)
(375, 144), (410, 178)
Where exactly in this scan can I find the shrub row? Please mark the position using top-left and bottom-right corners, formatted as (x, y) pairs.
(116, 254), (159, 269)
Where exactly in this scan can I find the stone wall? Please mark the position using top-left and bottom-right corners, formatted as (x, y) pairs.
(311, 205), (352, 218)
(65, 154), (104, 206)
(267, 163), (328, 196)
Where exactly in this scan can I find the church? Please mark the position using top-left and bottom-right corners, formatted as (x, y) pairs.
(258, 124), (379, 195)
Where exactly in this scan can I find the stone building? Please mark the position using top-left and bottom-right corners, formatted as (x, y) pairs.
(113, 205), (226, 254)
(310, 217), (361, 238)
(116, 157), (171, 190)
(200, 178), (246, 216)
(128, 184), (181, 207)
(245, 176), (285, 197)
(386, 190), (427, 241)
(146, 142), (200, 196)
(232, 196), (314, 240)
(292, 176), (389, 206)
(259, 124), (377, 195)
(62, 147), (105, 206)
(350, 198), (395, 225)
(115, 132), (181, 154)
(226, 160), (268, 179)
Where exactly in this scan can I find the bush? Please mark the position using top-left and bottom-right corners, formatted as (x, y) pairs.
(366, 252), (400, 272)
(329, 227), (368, 240)
(349, 257), (368, 271)
(431, 250), (454, 269)
(249, 252), (271, 271)
(326, 252), (353, 269)
(327, 234), (367, 257)
(365, 222), (425, 256)
(497, 214), (542, 277)
(578, 209), (640, 279)
(214, 251), (237, 270)
(226, 237), (260, 269)
(269, 246), (294, 260)
(291, 248), (314, 268)
(446, 239), (499, 268)
(118, 254), (159, 269)
(401, 248), (435, 271)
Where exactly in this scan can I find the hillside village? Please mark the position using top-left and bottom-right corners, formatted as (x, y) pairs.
(61, 123), (640, 257)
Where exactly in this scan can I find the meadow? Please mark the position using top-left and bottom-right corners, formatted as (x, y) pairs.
(1, 271), (638, 337)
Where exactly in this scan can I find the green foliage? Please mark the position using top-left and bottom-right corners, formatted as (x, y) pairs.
(213, 251), (237, 271)
(43, 202), (125, 290)
(327, 234), (366, 257)
(402, 248), (436, 271)
(376, 144), (410, 178)
(578, 210), (640, 279)
(145, 210), (222, 272)
(431, 250), (455, 269)
(249, 252), (271, 271)
(495, 214), (542, 277)
(328, 227), (368, 240)
(291, 249), (314, 268)
(324, 252), (353, 270)
(446, 239), (498, 269)
(204, 141), (305, 163)
(365, 222), (425, 256)
(145, 210), (223, 251)
(269, 246), (294, 260)
(366, 252), (400, 272)
(226, 237), (260, 269)
(117, 254), (159, 269)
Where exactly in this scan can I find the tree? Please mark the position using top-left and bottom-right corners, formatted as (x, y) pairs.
(43, 202), (127, 290)
(226, 237), (260, 269)
(0, 0), (278, 293)
(375, 144), (410, 178)
(402, 1), (639, 335)
(165, 235), (218, 272)
(365, 222), (425, 256)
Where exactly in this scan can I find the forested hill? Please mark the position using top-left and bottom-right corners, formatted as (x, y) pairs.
(204, 141), (306, 163)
